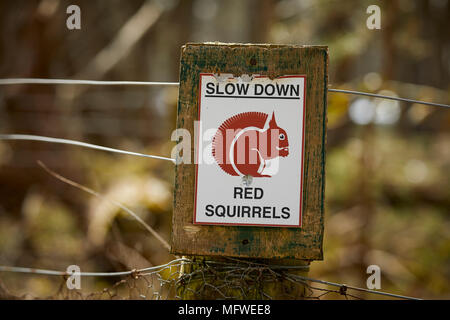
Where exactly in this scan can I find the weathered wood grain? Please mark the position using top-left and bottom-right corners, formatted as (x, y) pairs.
(171, 43), (328, 260)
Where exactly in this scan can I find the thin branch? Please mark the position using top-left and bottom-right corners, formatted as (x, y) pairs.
(37, 160), (171, 251)
(76, 0), (164, 80)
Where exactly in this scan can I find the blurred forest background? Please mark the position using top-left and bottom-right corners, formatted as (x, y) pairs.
(0, 0), (449, 299)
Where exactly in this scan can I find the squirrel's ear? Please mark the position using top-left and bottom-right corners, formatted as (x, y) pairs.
(269, 112), (277, 127)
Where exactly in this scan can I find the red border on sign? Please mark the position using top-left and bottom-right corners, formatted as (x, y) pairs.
(193, 73), (307, 228)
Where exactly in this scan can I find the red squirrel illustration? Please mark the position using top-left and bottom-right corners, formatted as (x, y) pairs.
(212, 112), (289, 178)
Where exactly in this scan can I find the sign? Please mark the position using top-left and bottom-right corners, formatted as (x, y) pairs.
(171, 43), (327, 260)
(194, 74), (306, 227)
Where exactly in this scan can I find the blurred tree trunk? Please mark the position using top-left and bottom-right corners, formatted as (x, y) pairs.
(248, 0), (275, 43)
(382, 0), (397, 80)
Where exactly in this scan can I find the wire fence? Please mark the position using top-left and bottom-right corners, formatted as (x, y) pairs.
(0, 158), (425, 300)
(0, 78), (448, 108)
(0, 76), (447, 300)
(0, 258), (421, 300)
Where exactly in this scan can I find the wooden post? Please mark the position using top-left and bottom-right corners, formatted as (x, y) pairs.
(171, 43), (328, 299)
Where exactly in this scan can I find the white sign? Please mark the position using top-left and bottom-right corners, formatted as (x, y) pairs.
(194, 74), (306, 227)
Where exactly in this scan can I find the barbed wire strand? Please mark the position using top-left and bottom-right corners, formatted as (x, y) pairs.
(0, 78), (448, 108)
(37, 160), (171, 251)
(176, 260), (422, 300)
(0, 259), (422, 300)
(0, 258), (190, 277)
(0, 134), (176, 163)
(284, 273), (422, 300)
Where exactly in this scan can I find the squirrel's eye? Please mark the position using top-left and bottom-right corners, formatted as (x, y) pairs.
(279, 133), (285, 140)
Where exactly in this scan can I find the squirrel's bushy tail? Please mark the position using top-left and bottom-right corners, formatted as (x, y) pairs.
(212, 112), (268, 176)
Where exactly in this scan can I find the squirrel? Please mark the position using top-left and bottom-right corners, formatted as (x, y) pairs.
(212, 111), (289, 178)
